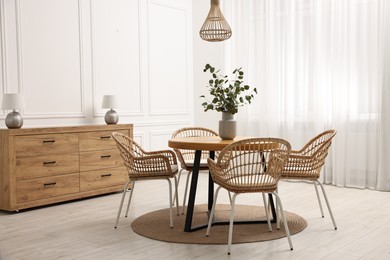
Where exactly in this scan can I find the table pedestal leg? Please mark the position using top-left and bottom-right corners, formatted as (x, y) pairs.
(184, 150), (201, 232)
(208, 151), (215, 212)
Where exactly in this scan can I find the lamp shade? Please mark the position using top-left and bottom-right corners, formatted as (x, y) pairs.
(101, 95), (117, 109)
(199, 0), (232, 42)
(1, 93), (25, 110)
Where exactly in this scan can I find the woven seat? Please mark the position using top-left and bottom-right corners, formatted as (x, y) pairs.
(206, 138), (293, 255)
(281, 130), (337, 230)
(171, 127), (218, 214)
(112, 132), (179, 228)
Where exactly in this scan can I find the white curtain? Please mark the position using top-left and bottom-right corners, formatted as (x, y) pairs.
(224, 0), (390, 190)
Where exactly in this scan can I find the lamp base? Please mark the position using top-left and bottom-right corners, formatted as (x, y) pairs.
(5, 111), (23, 129)
(104, 109), (119, 124)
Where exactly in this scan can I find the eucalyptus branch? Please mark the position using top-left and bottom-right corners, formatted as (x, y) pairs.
(200, 64), (258, 115)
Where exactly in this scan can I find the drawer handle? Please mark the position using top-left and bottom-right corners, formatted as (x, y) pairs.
(101, 155), (112, 159)
(44, 182), (57, 187)
(101, 173), (112, 178)
(43, 140), (56, 144)
(43, 161), (56, 165)
(100, 136), (111, 140)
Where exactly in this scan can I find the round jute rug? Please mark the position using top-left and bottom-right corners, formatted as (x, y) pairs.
(131, 204), (307, 244)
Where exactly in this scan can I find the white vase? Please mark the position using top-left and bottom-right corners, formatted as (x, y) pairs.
(219, 112), (236, 140)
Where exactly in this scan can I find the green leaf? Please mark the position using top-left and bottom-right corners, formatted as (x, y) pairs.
(206, 104), (214, 110)
(201, 64), (258, 114)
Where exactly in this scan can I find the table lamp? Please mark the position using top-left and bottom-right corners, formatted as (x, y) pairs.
(101, 95), (119, 124)
(1, 93), (25, 129)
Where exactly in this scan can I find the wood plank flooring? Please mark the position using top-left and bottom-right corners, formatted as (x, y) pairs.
(0, 172), (389, 260)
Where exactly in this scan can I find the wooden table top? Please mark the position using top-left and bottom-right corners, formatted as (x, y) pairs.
(168, 136), (251, 151)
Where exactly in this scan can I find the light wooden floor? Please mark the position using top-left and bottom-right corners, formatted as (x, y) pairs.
(1, 172), (390, 260)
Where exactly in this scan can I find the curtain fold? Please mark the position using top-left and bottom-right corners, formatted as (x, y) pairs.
(226, 0), (389, 190)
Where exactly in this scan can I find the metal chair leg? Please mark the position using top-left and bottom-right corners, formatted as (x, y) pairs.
(317, 181), (337, 230)
(262, 193), (272, 232)
(275, 188), (280, 230)
(273, 191), (293, 250)
(206, 186), (222, 236)
(227, 193), (238, 255)
(181, 170), (192, 214)
(115, 180), (132, 228)
(314, 182), (325, 217)
(125, 181), (135, 217)
(167, 178), (174, 228)
(172, 169), (185, 205)
(174, 175), (179, 216)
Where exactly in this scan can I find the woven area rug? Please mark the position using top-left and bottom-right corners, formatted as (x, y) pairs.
(131, 204), (307, 244)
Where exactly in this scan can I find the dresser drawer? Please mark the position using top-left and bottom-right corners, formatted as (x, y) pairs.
(15, 133), (79, 158)
(16, 173), (80, 203)
(16, 153), (79, 180)
(79, 148), (124, 172)
(79, 130), (129, 152)
(80, 167), (127, 192)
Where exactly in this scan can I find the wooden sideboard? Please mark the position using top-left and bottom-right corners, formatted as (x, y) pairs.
(0, 124), (133, 211)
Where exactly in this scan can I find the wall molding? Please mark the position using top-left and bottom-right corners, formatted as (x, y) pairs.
(15, 0), (86, 118)
(133, 120), (190, 127)
(147, 0), (190, 116)
(133, 131), (146, 147)
(0, 0), (6, 116)
(90, 0), (143, 118)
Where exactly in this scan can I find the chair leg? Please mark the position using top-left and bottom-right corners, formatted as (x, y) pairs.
(125, 181), (135, 218)
(272, 191), (293, 250)
(206, 186), (222, 236)
(262, 193), (272, 232)
(167, 178), (174, 228)
(174, 175), (179, 216)
(314, 182), (325, 218)
(275, 188), (280, 230)
(115, 180), (132, 228)
(227, 193), (238, 255)
(181, 170), (192, 214)
(228, 191), (232, 205)
(316, 181), (337, 230)
(172, 169), (185, 206)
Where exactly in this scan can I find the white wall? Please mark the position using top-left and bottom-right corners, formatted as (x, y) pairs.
(192, 0), (224, 132)
(0, 0), (193, 150)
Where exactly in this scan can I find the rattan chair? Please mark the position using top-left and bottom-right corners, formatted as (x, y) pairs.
(206, 138), (293, 255)
(112, 132), (179, 228)
(171, 127), (218, 214)
(281, 130), (337, 230)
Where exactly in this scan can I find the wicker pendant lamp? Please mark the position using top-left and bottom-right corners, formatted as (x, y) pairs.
(199, 0), (232, 42)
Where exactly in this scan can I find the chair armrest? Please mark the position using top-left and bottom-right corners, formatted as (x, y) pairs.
(132, 153), (176, 173)
(143, 149), (177, 165)
(285, 152), (323, 173)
